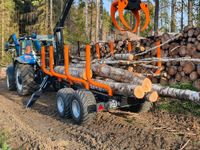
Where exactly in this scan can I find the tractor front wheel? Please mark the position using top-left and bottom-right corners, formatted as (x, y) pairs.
(15, 64), (38, 96)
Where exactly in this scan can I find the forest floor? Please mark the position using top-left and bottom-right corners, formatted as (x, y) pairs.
(0, 79), (200, 150)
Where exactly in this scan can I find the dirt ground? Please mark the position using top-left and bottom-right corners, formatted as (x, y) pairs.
(0, 79), (200, 150)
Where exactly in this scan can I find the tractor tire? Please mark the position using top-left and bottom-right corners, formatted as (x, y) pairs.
(6, 64), (16, 91)
(15, 64), (38, 96)
(56, 88), (75, 118)
(70, 90), (97, 124)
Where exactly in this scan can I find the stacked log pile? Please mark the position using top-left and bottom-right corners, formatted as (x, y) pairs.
(77, 27), (200, 91)
(67, 26), (200, 104)
(138, 27), (200, 90)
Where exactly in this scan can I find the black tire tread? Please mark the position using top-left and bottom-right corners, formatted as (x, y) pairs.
(73, 90), (96, 124)
(15, 64), (38, 96)
(6, 67), (16, 91)
(57, 88), (75, 118)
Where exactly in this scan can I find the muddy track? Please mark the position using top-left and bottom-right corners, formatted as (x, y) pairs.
(0, 79), (200, 150)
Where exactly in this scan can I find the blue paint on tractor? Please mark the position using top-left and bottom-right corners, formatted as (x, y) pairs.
(15, 54), (36, 65)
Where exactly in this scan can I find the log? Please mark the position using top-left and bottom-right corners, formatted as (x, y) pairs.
(93, 79), (145, 98)
(183, 62), (195, 74)
(92, 64), (152, 92)
(146, 91), (159, 102)
(152, 84), (200, 104)
(168, 66), (177, 76)
(189, 71), (198, 81)
(114, 54), (134, 60)
(197, 64), (200, 75)
(179, 46), (187, 57)
(175, 73), (182, 82)
(54, 66), (92, 80)
(91, 79), (159, 102)
(193, 79), (200, 91)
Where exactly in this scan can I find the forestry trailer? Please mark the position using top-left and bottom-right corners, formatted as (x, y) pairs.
(19, 0), (156, 124)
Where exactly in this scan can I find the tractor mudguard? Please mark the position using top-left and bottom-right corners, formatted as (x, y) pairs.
(15, 54), (36, 65)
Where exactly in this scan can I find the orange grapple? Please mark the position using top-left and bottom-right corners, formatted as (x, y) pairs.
(111, 0), (150, 33)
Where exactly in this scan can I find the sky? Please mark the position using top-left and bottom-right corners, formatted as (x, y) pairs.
(103, 1), (111, 12)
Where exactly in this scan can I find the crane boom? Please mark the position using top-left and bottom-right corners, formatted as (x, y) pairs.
(54, 0), (74, 65)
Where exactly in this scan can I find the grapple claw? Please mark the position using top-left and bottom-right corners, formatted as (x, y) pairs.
(140, 2), (150, 31)
(111, 1), (125, 31)
(118, 0), (131, 30)
(110, 0), (150, 33)
(132, 10), (140, 33)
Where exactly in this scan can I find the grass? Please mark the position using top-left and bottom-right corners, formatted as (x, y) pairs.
(0, 132), (11, 150)
(157, 82), (200, 117)
(169, 82), (198, 91)
(157, 99), (200, 117)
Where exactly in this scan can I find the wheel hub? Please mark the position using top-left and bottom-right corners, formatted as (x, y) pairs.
(72, 100), (80, 119)
(6, 75), (10, 88)
(57, 97), (64, 113)
(16, 69), (23, 91)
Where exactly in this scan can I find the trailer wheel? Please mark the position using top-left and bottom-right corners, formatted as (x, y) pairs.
(56, 88), (75, 118)
(15, 64), (38, 96)
(70, 90), (97, 124)
(6, 65), (16, 91)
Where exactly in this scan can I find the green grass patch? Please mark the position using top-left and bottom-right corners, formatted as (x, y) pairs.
(157, 99), (200, 117)
(169, 82), (198, 91)
(0, 132), (11, 150)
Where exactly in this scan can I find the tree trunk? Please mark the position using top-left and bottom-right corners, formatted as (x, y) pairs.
(50, 0), (53, 33)
(90, 0), (93, 41)
(180, 0), (184, 31)
(99, 0), (103, 40)
(95, 0), (99, 42)
(1, 0), (4, 59)
(153, 84), (200, 104)
(154, 0), (159, 32)
(85, 0), (89, 39)
(171, 0), (176, 32)
(188, 0), (193, 26)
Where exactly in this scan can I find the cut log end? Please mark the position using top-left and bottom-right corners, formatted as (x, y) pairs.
(134, 86), (145, 99)
(147, 91), (159, 102)
(142, 78), (152, 93)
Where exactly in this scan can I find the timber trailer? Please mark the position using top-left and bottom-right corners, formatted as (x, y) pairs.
(26, 0), (154, 124)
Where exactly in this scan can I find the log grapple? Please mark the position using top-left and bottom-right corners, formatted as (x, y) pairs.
(111, 0), (150, 32)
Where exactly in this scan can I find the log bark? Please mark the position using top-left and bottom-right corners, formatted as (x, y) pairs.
(92, 64), (152, 92)
(152, 84), (200, 104)
(114, 54), (134, 60)
(54, 66), (92, 80)
(93, 79), (145, 98)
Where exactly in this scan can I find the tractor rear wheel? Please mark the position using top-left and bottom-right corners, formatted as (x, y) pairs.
(70, 90), (97, 124)
(56, 88), (75, 118)
(15, 64), (38, 96)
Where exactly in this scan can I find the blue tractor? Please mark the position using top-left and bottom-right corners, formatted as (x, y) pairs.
(5, 33), (54, 96)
